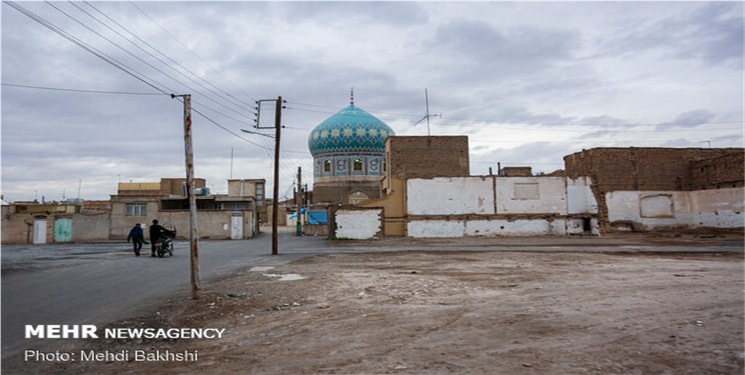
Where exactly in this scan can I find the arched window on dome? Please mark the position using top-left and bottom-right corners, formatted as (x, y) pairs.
(348, 191), (369, 205)
(323, 160), (331, 173)
(353, 158), (363, 172)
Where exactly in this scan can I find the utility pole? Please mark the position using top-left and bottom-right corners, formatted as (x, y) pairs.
(296, 166), (302, 236)
(173, 93), (200, 299)
(250, 96), (284, 255)
(271, 96), (282, 255)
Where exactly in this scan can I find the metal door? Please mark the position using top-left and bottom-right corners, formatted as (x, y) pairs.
(231, 212), (243, 239)
(54, 218), (72, 242)
(33, 217), (47, 244)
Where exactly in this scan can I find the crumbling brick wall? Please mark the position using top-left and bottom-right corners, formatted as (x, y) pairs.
(689, 152), (745, 190)
(564, 147), (744, 231)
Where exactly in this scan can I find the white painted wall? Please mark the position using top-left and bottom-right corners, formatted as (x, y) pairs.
(465, 219), (568, 236)
(407, 177), (495, 215)
(567, 177), (599, 214)
(336, 209), (382, 239)
(407, 220), (465, 238)
(606, 187), (744, 229)
(496, 177), (568, 214)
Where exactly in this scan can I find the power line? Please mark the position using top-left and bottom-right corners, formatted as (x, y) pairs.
(5, 1), (169, 95)
(46, 1), (254, 122)
(78, 1), (257, 116)
(81, 0), (253, 111)
(128, 1), (258, 104)
(1, 82), (167, 95)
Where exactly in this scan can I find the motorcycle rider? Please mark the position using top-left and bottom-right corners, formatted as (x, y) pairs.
(149, 219), (170, 257)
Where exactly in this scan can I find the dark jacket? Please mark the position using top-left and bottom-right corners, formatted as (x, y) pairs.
(149, 224), (166, 241)
(127, 226), (144, 241)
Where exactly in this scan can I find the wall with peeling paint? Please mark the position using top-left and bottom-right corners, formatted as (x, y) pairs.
(567, 177), (599, 214)
(407, 177), (494, 215)
(335, 209), (382, 239)
(408, 220), (466, 238)
(496, 177), (568, 214)
(606, 187), (744, 230)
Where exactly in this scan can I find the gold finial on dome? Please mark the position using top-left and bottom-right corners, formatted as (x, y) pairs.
(350, 87), (354, 106)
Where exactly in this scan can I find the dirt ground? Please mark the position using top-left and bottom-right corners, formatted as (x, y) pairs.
(33, 248), (744, 375)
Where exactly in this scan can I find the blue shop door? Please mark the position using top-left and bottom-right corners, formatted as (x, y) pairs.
(54, 218), (72, 242)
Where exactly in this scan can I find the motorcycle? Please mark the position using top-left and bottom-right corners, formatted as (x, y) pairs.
(154, 223), (177, 258)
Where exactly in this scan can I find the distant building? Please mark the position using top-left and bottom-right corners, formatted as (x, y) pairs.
(109, 178), (264, 241)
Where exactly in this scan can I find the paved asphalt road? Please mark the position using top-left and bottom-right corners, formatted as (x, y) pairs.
(1, 227), (349, 360)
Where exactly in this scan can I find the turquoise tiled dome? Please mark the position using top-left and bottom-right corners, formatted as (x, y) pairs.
(308, 105), (395, 156)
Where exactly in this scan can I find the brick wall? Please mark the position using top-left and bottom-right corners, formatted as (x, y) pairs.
(689, 152), (745, 190)
(502, 167), (532, 177)
(563, 147), (744, 231)
(387, 136), (470, 179)
(311, 180), (382, 205)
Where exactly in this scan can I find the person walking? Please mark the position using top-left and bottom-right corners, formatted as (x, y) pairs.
(126, 223), (145, 256)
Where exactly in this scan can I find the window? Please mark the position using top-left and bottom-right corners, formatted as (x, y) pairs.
(514, 183), (539, 200)
(353, 158), (363, 172)
(348, 191), (369, 205)
(256, 183), (264, 206)
(324, 160), (332, 173)
(126, 203), (147, 216)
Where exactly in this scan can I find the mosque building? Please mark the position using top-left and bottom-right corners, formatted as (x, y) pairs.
(308, 91), (395, 205)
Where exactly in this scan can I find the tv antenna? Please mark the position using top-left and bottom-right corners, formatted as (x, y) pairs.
(413, 89), (440, 136)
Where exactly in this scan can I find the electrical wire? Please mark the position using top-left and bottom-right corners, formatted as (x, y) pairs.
(46, 1), (255, 123)
(1, 83), (167, 95)
(82, 0), (254, 108)
(5, 1), (169, 95)
(128, 1), (258, 104)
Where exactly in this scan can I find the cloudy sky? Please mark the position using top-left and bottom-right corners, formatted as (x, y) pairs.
(2, 1), (743, 202)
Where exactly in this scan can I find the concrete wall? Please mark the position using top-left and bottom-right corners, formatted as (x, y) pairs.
(408, 218), (592, 238)
(466, 219), (567, 236)
(157, 210), (257, 240)
(567, 177), (599, 214)
(408, 177), (495, 215)
(496, 177), (567, 214)
(71, 213), (109, 241)
(606, 187), (744, 230)
(2, 211), (42, 244)
(1, 210), (110, 244)
(335, 209), (382, 239)
(408, 220), (465, 238)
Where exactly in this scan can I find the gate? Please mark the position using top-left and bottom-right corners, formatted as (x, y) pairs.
(54, 217), (73, 242)
(231, 211), (243, 239)
(33, 217), (47, 244)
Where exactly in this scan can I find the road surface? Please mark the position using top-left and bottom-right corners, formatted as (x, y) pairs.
(1, 228), (346, 360)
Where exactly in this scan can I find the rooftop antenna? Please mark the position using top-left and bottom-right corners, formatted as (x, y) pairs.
(350, 87), (354, 106)
(413, 88), (440, 136)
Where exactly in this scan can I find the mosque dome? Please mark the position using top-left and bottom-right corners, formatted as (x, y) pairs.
(308, 105), (395, 157)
